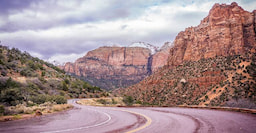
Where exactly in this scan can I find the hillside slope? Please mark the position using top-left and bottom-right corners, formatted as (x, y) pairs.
(119, 53), (256, 107)
(0, 45), (106, 107)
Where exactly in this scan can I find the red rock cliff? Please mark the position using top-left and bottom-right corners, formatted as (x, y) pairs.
(168, 2), (256, 67)
(151, 42), (172, 72)
(63, 46), (152, 90)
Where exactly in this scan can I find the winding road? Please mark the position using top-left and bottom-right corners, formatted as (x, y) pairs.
(0, 99), (255, 133)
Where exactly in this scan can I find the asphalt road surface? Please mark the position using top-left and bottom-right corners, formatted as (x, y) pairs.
(0, 99), (255, 133)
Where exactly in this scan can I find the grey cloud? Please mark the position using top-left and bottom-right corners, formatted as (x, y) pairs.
(0, 0), (35, 15)
(2, 37), (99, 59)
(120, 25), (128, 30)
(0, 0), (176, 32)
(0, 0), (154, 32)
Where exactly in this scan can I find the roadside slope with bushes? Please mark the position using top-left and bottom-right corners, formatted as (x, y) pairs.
(0, 45), (108, 117)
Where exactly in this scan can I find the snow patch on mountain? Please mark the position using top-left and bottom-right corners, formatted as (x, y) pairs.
(160, 42), (174, 51)
(128, 42), (159, 54)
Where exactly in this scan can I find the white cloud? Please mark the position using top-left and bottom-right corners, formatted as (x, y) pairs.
(28, 51), (44, 59)
(48, 52), (86, 64)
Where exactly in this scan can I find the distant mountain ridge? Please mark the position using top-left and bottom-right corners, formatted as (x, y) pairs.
(62, 42), (171, 90)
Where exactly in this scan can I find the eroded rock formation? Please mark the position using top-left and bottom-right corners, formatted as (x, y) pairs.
(168, 2), (256, 67)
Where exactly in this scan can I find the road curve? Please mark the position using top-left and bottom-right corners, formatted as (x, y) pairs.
(0, 99), (255, 133)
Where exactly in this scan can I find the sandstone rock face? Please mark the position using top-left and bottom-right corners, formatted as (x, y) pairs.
(151, 42), (172, 72)
(168, 2), (256, 67)
(63, 46), (150, 90)
(63, 43), (171, 90)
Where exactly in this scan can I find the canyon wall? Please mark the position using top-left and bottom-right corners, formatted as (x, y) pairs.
(118, 2), (256, 107)
(63, 46), (170, 90)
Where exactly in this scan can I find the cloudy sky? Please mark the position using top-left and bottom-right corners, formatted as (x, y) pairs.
(0, 0), (255, 64)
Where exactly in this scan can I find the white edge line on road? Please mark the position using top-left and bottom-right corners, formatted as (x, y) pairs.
(40, 108), (111, 133)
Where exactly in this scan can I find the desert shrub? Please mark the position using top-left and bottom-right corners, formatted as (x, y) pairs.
(1, 69), (7, 76)
(205, 95), (209, 100)
(64, 79), (70, 84)
(30, 95), (67, 104)
(27, 60), (38, 70)
(29, 94), (49, 104)
(37, 64), (44, 70)
(246, 62), (256, 79)
(0, 105), (4, 116)
(50, 95), (67, 104)
(5, 77), (20, 88)
(71, 82), (78, 88)
(83, 82), (89, 88)
(123, 96), (134, 106)
(20, 68), (37, 77)
(112, 99), (117, 104)
(135, 100), (142, 104)
(41, 71), (46, 77)
(97, 99), (107, 105)
(0, 88), (24, 106)
(61, 81), (68, 91)
(59, 91), (65, 96)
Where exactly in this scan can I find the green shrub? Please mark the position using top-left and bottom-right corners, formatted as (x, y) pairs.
(62, 81), (69, 91)
(20, 68), (37, 77)
(205, 95), (208, 100)
(51, 95), (67, 104)
(123, 96), (134, 106)
(135, 100), (142, 104)
(41, 71), (46, 77)
(64, 79), (70, 84)
(0, 105), (4, 116)
(30, 95), (67, 104)
(83, 82), (89, 88)
(97, 99), (107, 105)
(0, 88), (24, 106)
(112, 99), (117, 104)
(27, 60), (38, 70)
(6, 77), (20, 88)
(30, 94), (48, 104)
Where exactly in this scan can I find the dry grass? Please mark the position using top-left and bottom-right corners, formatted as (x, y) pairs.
(51, 104), (73, 112)
(0, 102), (73, 122)
(77, 97), (125, 106)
